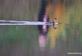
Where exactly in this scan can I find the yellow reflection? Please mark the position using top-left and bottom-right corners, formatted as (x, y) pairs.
(46, 0), (65, 48)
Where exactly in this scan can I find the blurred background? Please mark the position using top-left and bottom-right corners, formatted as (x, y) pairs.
(0, 0), (82, 56)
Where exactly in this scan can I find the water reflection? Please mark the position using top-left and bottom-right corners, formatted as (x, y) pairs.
(0, 0), (82, 56)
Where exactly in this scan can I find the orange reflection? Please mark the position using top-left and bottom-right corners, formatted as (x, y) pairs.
(47, 0), (64, 48)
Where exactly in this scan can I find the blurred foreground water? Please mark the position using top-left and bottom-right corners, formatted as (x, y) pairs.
(0, 0), (82, 56)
